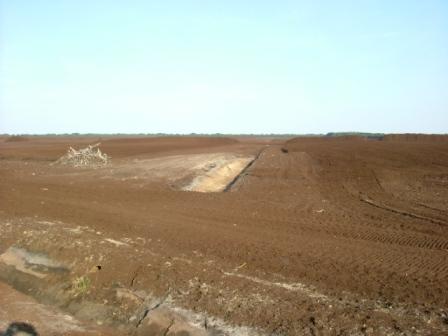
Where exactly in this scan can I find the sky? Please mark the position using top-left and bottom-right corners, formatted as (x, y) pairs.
(0, 1), (447, 134)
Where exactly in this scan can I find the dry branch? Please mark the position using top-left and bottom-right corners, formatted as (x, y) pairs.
(53, 143), (110, 167)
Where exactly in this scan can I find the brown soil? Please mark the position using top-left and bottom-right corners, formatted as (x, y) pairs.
(4, 135), (29, 142)
(0, 136), (447, 335)
(383, 134), (448, 142)
(0, 282), (117, 336)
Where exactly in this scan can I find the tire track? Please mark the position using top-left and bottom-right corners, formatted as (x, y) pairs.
(360, 196), (447, 227)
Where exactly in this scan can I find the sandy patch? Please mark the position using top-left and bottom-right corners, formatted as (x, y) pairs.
(98, 153), (254, 192)
(183, 157), (253, 192)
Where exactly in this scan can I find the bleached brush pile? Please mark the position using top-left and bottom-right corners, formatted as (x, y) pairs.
(53, 143), (110, 167)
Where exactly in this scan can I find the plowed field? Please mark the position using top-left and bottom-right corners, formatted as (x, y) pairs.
(0, 136), (447, 335)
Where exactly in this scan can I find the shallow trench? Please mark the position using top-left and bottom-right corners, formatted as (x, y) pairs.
(0, 236), (265, 336)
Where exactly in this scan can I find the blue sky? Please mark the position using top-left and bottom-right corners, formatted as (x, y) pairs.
(1, 1), (447, 134)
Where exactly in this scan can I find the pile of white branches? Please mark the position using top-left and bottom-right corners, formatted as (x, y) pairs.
(53, 143), (110, 167)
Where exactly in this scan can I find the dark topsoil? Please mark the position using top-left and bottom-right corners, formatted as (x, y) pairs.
(0, 136), (447, 335)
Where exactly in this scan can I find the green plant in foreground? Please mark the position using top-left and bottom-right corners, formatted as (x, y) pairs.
(72, 275), (91, 296)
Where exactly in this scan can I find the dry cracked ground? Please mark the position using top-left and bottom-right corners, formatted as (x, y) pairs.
(0, 135), (447, 336)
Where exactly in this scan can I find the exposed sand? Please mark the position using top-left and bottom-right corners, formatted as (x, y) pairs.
(183, 156), (253, 192)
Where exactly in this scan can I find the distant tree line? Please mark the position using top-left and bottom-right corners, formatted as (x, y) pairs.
(2, 132), (445, 139)
(325, 132), (385, 140)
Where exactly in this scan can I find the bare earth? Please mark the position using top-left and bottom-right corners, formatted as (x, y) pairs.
(0, 136), (447, 335)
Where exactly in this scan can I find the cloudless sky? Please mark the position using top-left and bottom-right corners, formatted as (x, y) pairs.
(1, 1), (447, 134)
